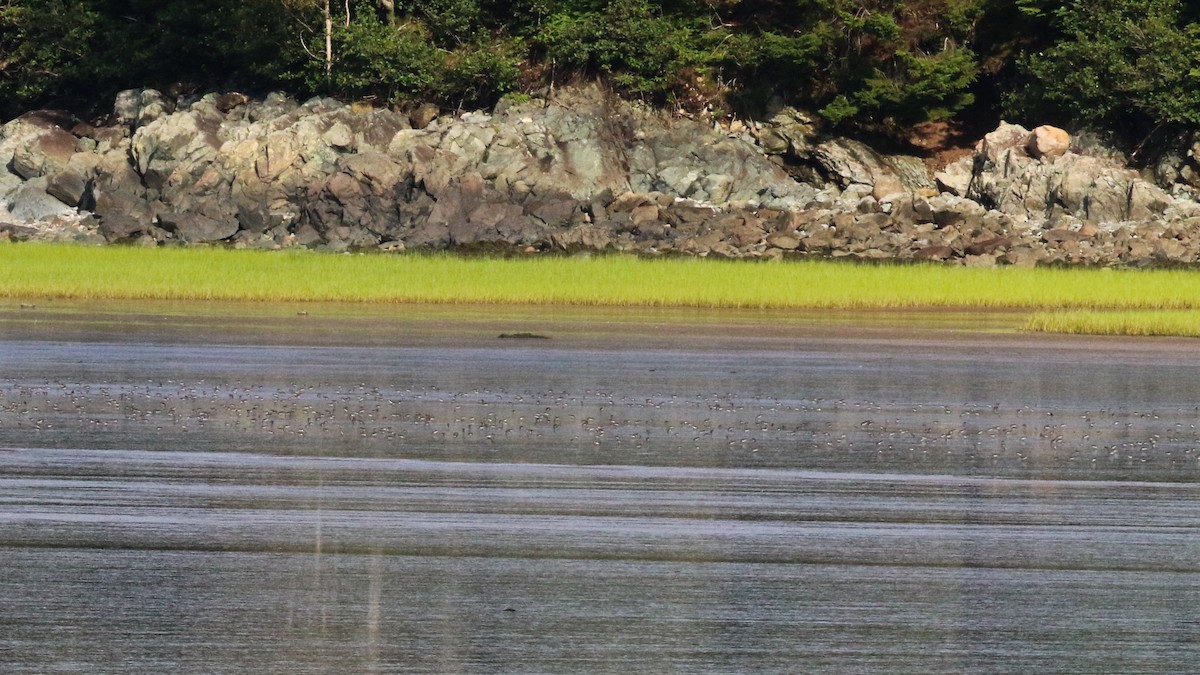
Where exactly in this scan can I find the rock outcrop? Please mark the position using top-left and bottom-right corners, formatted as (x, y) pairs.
(4, 87), (1200, 267)
(934, 122), (1197, 228)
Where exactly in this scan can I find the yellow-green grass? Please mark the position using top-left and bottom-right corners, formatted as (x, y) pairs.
(5, 242), (1200, 311)
(1024, 310), (1200, 337)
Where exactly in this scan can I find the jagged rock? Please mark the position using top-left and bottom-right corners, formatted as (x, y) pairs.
(1151, 131), (1200, 192)
(933, 161), (974, 197)
(663, 203), (718, 227)
(1043, 228), (1089, 243)
(526, 196), (580, 227)
(254, 131), (303, 181)
(159, 211), (240, 242)
(91, 147), (143, 195)
(928, 194), (987, 228)
(114, 88), (176, 129)
(112, 90), (142, 126)
(1001, 246), (1045, 267)
(42, 152), (101, 207)
(554, 222), (615, 250)
(977, 121), (1030, 161)
(964, 236), (1010, 256)
(755, 107), (815, 156)
(963, 253), (998, 267)
(322, 122), (353, 149)
(0, 170), (21, 202)
(890, 197), (937, 226)
(96, 214), (147, 241)
(257, 92), (305, 120)
(872, 173), (907, 202)
(45, 167), (90, 207)
(0, 111), (78, 171)
(5, 86), (1200, 266)
(466, 202), (525, 231)
(301, 153), (407, 244)
(938, 121), (1193, 227)
(724, 215), (766, 248)
(93, 188), (160, 241)
(484, 85), (817, 208)
(352, 108), (412, 152)
(7, 178), (75, 221)
(410, 103), (439, 130)
(235, 198), (288, 235)
(0, 222), (38, 241)
(630, 204), (659, 224)
(915, 244), (956, 261)
(85, 125), (129, 154)
(215, 92), (251, 114)
(765, 232), (802, 250)
(131, 107), (222, 191)
(795, 137), (933, 194)
(608, 191), (652, 213)
(1155, 238), (1189, 261)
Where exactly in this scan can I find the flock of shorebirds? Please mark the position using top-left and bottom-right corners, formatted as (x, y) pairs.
(2, 376), (1198, 476)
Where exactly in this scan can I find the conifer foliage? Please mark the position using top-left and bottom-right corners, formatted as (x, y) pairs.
(0, 0), (1194, 143)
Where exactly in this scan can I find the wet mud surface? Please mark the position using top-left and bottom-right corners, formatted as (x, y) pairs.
(2, 301), (1198, 672)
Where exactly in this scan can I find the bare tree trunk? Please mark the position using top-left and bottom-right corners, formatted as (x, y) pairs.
(344, 0), (351, 27)
(323, 0), (332, 81)
(379, 0), (396, 26)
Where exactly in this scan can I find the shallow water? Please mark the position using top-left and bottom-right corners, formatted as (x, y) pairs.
(1, 301), (1198, 673)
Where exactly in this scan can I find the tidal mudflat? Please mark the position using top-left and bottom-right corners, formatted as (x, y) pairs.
(2, 301), (1198, 673)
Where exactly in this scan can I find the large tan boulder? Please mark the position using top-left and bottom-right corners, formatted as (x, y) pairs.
(1027, 125), (1070, 160)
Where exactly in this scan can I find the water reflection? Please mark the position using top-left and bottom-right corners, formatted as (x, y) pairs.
(1, 303), (1199, 672)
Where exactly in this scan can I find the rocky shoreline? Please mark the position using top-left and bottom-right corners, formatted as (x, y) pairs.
(5, 85), (1200, 267)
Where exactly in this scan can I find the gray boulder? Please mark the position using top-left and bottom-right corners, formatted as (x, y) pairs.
(631, 120), (812, 206)
(755, 107), (816, 157)
(159, 211), (240, 243)
(45, 153), (101, 207)
(114, 88), (176, 129)
(7, 177), (75, 221)
(410, 103), (439, 130)
(301, 151), (416, 245)
(130, 107), (223, 191)
(45, 168), (90, 208)
(797, 137), (932, 194)
(480, 85), (816, 208)
(93, 188), (160, 241)
(754, 106), (932, 199)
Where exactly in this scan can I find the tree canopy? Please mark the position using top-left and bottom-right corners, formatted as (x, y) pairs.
(0, 0), (1196, 145)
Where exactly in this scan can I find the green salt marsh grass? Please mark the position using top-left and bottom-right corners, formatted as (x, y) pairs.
(1023, 310), (1200, 337)
(5, 242), (1200, 313)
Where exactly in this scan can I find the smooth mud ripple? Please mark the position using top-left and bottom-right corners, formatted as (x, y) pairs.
(1, 302), (1199, 673)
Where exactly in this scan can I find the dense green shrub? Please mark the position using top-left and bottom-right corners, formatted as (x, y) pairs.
(825, 47), (978, 127)
(1013, 0), (1200, 137)
(533, 0), (700, 97)
(318, 16), (443, 103)
(401, 0), (488, 44)
(438, 39), (524, 107)
(0, 0), (103, 112)
(715, 1), (982, 129)
(0, 0), (305, 117)
(2, 0), (1198, 144)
